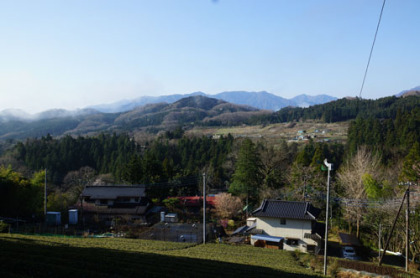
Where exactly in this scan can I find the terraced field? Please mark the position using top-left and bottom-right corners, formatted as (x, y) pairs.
(0, 234), (322, 278)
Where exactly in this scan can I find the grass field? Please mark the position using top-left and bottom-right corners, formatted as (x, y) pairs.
(0, 234), (322, 278)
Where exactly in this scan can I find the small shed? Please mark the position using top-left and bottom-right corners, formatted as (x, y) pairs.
(46, 212), (61, 226)
(251, 234), (284, 249)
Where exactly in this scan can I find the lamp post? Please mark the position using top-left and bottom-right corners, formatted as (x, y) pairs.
(323, 159), (332, 276)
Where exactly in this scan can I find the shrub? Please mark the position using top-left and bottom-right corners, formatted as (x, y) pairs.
(310, 255), (324, 272)
(328, 259), (340, 278)
(0, 221), (9, 233)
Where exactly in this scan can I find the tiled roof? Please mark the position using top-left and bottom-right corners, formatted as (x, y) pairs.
(252, 199), (321, 220)
(82, 185), (146, 199)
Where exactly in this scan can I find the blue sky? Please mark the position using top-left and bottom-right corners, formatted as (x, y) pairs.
(1, 0), (419, 113)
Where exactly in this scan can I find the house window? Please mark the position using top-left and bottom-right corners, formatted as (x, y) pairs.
(286, 238), (299, 246)
(279, 218), (286, 225)
(306, 245), (316, 253)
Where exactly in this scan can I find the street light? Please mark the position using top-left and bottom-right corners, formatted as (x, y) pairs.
(323, 159), (332, 276)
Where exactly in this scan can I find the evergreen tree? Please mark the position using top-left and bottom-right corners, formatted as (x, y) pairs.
(399, 142), (420, 182)
(122, 155), (143, 184)
(229, 139), (263, 202)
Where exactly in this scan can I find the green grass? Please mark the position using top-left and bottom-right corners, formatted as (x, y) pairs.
(0, 234), (322, 278)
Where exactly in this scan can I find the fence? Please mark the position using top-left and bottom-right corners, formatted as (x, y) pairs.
(338, 259), (419, 278)
(138, 222), (217, 243)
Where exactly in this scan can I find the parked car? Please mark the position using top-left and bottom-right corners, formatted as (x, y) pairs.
(342, 246), (359, 260)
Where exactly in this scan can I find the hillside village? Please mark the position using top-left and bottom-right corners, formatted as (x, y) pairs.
(0, 94), (419, 277)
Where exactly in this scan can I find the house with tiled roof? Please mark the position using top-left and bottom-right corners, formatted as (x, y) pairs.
(80, 185), (152, 226)
(250, 199), (324, 253)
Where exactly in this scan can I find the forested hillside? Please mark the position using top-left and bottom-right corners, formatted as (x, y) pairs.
(1, 95), (418, 141)
(264, 95), (420, 123)
(10, 133), (233, 187)
(347, 107), (419, 159)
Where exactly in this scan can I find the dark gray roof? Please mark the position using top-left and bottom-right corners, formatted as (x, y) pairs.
(252, 199), (321, 220)
(82, 185), (146, 199)
(231, 223), (256, 236)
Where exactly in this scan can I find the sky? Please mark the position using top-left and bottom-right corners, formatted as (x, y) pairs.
(1, 0), (419, 114)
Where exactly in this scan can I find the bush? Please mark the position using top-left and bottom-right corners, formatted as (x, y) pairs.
(310, 255), (324, 272)
(0, 221), (9, 233)
(298, 253), (314, 268)
(328, 259), (340, 278)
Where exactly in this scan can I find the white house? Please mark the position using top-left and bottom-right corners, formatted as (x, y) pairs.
(250, 199), (324, 253)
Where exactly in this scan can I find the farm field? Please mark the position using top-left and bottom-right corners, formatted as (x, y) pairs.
(187, 121), (349, 148)
(0, 234), (322, 278)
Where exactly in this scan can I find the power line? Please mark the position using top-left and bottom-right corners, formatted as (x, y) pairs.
(358, 0), (387, 98)
(284, 184), (416, 208)
(144, 176), (199, 189)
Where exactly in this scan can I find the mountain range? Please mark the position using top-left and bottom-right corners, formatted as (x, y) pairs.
(0, 96), (271, 140)
(0, 87), (417, 141)
(0, 91), (336, 123)
(88, 91), (337, 113)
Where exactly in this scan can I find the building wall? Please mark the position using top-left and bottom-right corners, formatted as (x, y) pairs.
(255, 216), (317, 252)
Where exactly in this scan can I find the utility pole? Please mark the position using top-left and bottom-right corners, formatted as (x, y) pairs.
(323, 159), (332, 276)
(44, 168), (47, 217)
(379, 189), (407, 265)
(378, 224), (382, 260)
(203, 173), (206, 244)
(406, 183), (410, 272)
(246, 194), (249, 218)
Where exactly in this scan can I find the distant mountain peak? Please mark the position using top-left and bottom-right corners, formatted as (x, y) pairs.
(396, 85), (420, 97)
(172, 95), (224, 109)
(86, 90), (337, 113)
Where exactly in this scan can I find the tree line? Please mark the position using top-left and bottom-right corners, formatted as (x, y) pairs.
(259, 95), (420, 124)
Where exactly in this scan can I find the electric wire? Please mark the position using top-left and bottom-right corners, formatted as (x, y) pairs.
(144, 175), (199, 189)
(285, 184), (418, 208)
(358, 0), (387, 98)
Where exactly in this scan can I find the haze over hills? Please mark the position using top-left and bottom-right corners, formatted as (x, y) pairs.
(0, 96), (270, 140)
(89, 91), (337, 113)
(0, 108), (99, 123)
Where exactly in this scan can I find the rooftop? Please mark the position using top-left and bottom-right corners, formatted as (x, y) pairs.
(252, 199), (321, 220)
(82, 185), (146, 199)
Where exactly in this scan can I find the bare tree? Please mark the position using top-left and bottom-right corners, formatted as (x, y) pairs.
(214, 193), (243, 219)
(337, 146), (381, 238)
(63, 166), (96, 204)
